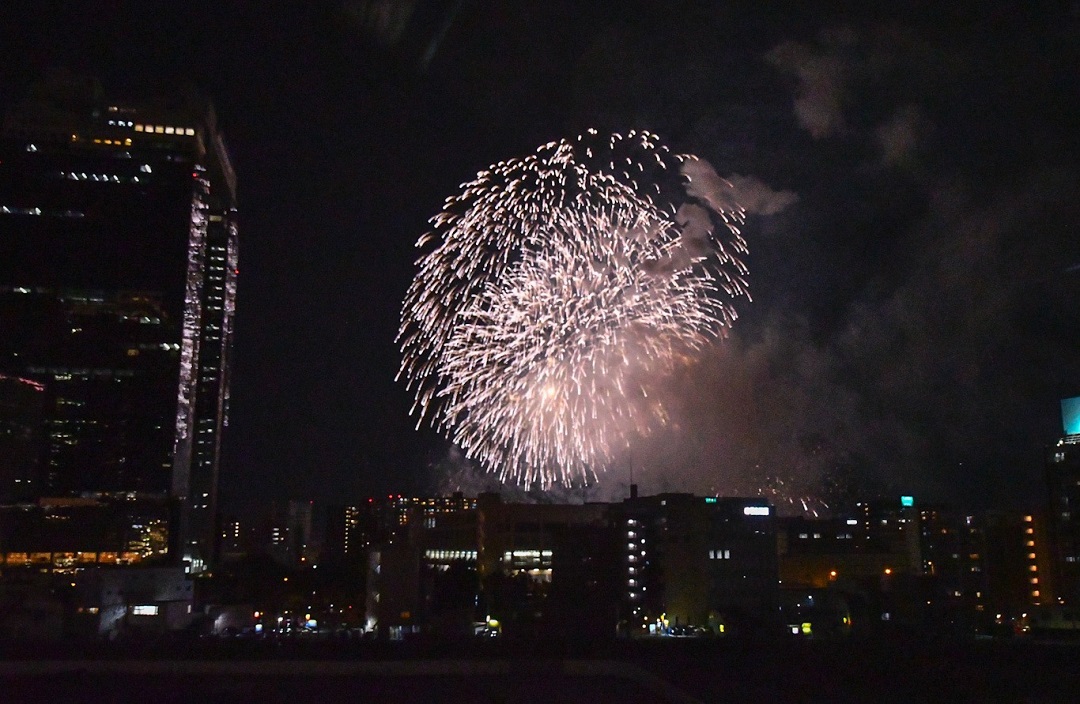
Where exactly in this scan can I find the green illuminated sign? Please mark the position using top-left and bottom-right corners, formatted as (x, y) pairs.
(900, 496), (914, 507)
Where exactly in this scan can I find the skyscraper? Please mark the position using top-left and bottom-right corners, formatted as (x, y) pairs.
(0, 73), (237, 573)
(1046, 396), (1080, 605)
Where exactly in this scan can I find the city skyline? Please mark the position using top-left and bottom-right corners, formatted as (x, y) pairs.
(0, 2), (1078, 512)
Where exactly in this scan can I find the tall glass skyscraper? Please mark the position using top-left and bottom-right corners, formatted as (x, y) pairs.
(0, 73), (237, 573)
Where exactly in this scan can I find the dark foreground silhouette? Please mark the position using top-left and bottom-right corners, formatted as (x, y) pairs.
(0, 634), (1077, 703)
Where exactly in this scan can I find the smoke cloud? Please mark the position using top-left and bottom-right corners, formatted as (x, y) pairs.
(427, 12), (1080, 512)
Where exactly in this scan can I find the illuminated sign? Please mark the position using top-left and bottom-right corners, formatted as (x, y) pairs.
(901, 496), (914, 507)
(705, 497), (717, 504)
(1062, 397), (1080, 436)
(743, 506), (770, 516)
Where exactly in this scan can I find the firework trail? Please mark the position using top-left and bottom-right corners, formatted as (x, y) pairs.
(399, 130), (749, 486)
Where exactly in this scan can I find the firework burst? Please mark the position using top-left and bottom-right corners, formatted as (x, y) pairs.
(399, 131), (749, 486)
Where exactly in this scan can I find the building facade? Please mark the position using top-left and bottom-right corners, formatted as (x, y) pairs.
(0, 73), (238, 573)
(1046, 400), (1080, 605)
(615, 493), (779, 635)
(0, 374), (45, 503)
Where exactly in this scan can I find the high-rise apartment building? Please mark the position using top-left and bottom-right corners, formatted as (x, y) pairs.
(1046, 396), (1080, 605)
(615, 493), (779, 635)
(0, 73), (237, 573)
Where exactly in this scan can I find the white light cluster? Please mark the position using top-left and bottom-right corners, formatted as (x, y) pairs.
(0, 205), (84, 217)
(58, 171), (141, 184)
(218, 217), (239, 430)
(171, 182), (209, 498)
(424, 549), (477, 561)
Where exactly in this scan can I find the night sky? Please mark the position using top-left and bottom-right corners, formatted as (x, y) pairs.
(1, 1), (1078, 513)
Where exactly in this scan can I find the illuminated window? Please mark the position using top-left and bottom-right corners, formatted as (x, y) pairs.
(131, 605), (159, 616)
(185, 128), (195, 135)
(165, 127), (175, 135)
